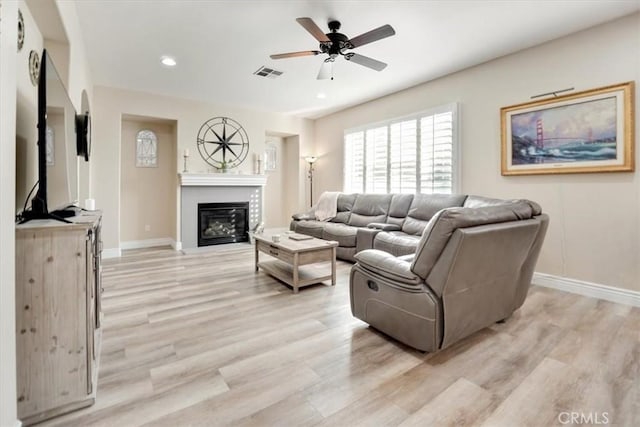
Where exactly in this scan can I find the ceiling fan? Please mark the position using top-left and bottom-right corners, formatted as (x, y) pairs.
(270, 17), (396, 80)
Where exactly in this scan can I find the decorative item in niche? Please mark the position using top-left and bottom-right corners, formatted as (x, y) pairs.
(17, 9), (25, 52)
(501, 81), (635, 175)
(265, 143), (277, 171)
(136, 129), (158, 167)
(45, 126), (54, 166)
(196, 117), (249, 171)
(29, 50), (40, 86)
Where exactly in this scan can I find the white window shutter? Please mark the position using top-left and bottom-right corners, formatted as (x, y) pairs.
(344, 103), (457, 195)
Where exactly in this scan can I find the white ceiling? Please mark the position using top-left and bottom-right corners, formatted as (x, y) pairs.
(75, 1), (639, 119)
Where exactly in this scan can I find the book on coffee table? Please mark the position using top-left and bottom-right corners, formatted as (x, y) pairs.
(289, 234), (313, 241)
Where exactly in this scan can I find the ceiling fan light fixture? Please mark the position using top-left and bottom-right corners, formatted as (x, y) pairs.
(161, 56), (177, 67)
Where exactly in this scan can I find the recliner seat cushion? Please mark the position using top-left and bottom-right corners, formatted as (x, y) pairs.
(322, 223), (358, 247)
(292, 220), (327, 239)
(373, 231), (421, 257)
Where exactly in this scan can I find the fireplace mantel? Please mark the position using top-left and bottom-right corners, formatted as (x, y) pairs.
(179, 173), (268, 187)
(179, 173), (266, 250)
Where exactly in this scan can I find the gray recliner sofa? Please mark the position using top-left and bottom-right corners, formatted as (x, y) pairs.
(290, 193), (517, 261)
(349, 200), (549, 352)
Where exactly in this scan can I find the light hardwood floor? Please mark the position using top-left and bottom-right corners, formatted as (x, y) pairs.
(42, 246), (639, 427)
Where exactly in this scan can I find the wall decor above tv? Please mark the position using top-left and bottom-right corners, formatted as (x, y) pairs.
(501, 81), (635, 176)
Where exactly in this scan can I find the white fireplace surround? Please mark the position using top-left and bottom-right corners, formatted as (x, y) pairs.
(179, 173), (267, 250)
(179, 173), (268, 187)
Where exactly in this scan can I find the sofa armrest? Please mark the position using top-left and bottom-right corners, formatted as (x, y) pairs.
(356, 227), (380, 253)
(354, 250), (422, 285)
(292, 210), (315, 221)
(367, 222), (401, 231)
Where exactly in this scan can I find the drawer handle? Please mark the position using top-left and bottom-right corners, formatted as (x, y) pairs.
(269, 250), (279, 256)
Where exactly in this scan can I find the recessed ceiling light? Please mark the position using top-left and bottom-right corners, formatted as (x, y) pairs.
(161, 56), (177, 67)
(317, 93), (326, 99)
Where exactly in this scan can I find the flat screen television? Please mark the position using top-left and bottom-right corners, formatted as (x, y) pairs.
(21, 49), (80, 223)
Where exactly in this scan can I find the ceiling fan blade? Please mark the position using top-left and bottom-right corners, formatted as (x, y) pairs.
(270, 50), (320, 60)
(317, 61), (333, 80)
(348, 24), (395, 48)
(296, 17), (330, 42)
(346, 53), (387, 71)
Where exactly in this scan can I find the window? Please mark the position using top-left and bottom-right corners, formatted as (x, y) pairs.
(344, 103), (458, 194)
(136, 130), (158, 167)
(45, 125), (54, 166)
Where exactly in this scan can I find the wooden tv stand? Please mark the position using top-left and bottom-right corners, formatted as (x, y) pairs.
(15, 211), (103, 425)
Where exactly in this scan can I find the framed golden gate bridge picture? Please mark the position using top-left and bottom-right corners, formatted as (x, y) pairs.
(501, 81), (634, 175)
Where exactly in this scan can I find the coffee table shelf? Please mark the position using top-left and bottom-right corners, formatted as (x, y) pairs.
(254, 232), (338, 293)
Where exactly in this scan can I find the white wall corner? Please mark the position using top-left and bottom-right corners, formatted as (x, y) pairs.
(102, 248), (122, 259)
(171, 240), (182, 251)
(533, 272), (640, 308)
(0, 1), (20, 425)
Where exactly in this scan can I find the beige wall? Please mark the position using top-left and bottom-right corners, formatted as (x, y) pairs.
(15, 1), (43, 212)
(0, 1), (19, 424)
(92, 86), (314, 251)
(120, 119), (177, 242)
(284, 135), (304, 215)
(264, 135), (287, 227)
(314, 13), (640, 292)
(53, 0), (95, 203)
(15, 0), (94, 213)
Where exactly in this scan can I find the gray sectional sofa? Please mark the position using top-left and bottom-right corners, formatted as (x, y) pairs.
(291, 192), (549, 352)
(290, 193), (517, 261)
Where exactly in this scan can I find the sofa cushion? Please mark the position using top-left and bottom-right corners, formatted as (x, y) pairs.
(402, 194), (467, 235)
(291, 220), (326, 239)
(348, 194), (393, 227)
(387, 194), (414, 227)
(410, 200), (535, 280)
(322, 223), (358, 247)
(330, 193), (358, 223)
(373, 231), (421, 257)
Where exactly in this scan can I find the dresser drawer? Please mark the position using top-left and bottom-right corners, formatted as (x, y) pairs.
(257, 240), (294, 264)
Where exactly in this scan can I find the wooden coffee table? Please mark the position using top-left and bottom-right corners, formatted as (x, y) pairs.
(254, 231), (338, 293)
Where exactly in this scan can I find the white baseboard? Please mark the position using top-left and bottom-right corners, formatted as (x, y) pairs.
(120, 238), (174, 250)
(533, 272), (640, 307)
(102, 248), (121, 259)
(171, 240), (182, 251)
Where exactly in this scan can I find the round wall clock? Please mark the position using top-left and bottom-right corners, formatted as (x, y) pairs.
(196, 117), (249, 170)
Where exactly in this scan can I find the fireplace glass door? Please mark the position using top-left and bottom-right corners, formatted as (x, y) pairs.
(197, 202), (249, 246)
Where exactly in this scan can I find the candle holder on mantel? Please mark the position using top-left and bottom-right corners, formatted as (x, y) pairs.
(254, 153), (265, 175)
(183, 149), (190, 173)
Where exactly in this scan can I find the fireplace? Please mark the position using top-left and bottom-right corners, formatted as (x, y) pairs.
(197, 202), (249, 246)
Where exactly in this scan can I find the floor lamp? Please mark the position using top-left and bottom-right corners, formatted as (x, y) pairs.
(304, 156), (317, 207)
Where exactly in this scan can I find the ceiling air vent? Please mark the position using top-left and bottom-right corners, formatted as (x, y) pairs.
(253, 66), (284, 79)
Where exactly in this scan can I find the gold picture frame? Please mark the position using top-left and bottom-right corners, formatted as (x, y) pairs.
(501, 81), (634, 175)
